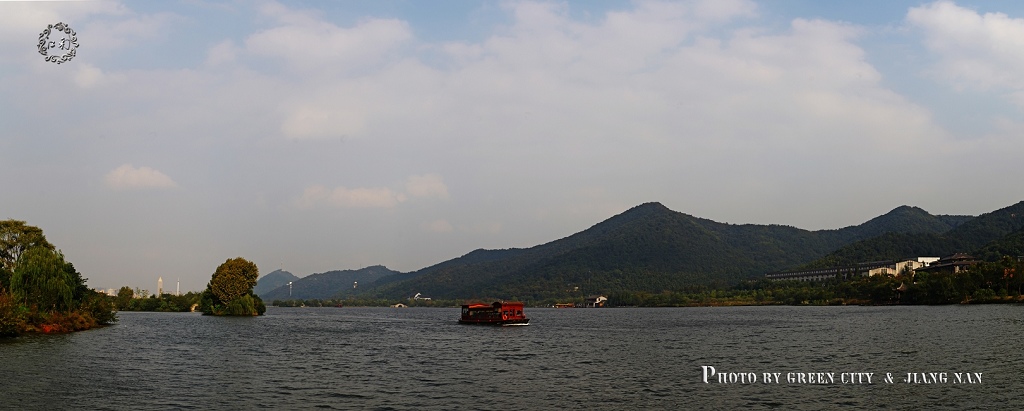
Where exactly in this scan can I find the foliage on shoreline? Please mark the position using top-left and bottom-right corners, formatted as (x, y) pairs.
(114, 287), (202, 312)
(0, 220), (116, 337)
(602, 255), (1024, 307)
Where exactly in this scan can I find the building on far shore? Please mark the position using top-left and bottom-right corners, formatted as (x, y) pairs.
(766, 257), (938, 282)
(914, 253), (980, 274)
(580, 295), (608, 308)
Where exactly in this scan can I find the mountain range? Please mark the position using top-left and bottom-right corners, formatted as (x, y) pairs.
(258, 266), (400, 301)
(255, 201), (1024, 302)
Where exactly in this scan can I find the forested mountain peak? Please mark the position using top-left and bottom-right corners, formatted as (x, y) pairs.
(589, 202), (679, 227)
(804, 200), (1024, 268)
(850, 204), (956, 237)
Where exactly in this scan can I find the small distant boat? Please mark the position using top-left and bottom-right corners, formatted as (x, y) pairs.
(458, 301), (530, 326)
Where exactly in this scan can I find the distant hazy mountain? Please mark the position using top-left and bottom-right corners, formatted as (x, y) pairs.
(260, 265), (401, 301)
(364, 201), (975, 301)
(254, 269), (299, 297)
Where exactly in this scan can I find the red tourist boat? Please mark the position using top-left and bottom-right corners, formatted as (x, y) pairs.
(458, 301), (530, 326)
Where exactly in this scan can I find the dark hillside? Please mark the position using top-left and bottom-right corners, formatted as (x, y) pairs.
(366, 202), (975, 301)
(804, 201), (1024, 268)
(973, 226), (1024, 262)
(254, 269), (299, 297)
(260, 265), (401, 301)
(946, 201), (1024, 249)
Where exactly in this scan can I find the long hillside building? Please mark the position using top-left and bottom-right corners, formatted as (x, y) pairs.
(766, 257), (938, 282)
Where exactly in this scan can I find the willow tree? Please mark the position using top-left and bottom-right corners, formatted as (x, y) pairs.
(10, 247), (75, 311)
(0, 220), (54, 272)
(201, 257), (265, 316)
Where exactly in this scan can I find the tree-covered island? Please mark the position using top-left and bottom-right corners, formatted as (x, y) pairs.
(0, 220), (116, 337)
(199, 257), (266, 316)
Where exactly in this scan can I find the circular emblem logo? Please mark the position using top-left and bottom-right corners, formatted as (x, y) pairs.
(38, 22), (79, 64)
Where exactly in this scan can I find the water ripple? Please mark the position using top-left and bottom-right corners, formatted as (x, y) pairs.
(1, 306), (1022, 409)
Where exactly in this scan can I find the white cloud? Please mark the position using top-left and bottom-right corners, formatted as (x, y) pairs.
(295, 173), (449, 209)
(295, 184), (407, 209)
(421, 219), (454, 233)
(0, 2), (127, 46)
(75, 64), (104, 88)
(205, 39), (239, 66)
(104, 164), (178, 190)
(0, 2), (131, 66)
(459, 221), (503, 235)
(245, 5), (412, 73)
(908, 1), (1024, 103)
(280, 104), (366, 140)
(234, 2), (419, 140)
(405, 174), (449, 200)
(82, 11), (182, 52)
(692, 0), (758, 22)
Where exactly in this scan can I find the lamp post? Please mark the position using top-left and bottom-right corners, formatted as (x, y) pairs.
(288, 281), (293, 297)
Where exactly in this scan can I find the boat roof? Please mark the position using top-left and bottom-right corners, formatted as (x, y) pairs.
(462, 301), (525, 308)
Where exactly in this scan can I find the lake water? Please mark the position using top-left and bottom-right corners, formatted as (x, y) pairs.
(2, 305), (1022, 410)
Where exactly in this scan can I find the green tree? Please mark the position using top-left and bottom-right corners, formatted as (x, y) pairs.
(115, 286), (134, 310)
(201, 257), (264, 316)
(0, 266), (10, 290)
(209, 258), (259, 304)
(63, 260), (89, 304)
(0, 220), (54, 272)
(10, 247), (75, 311)
(0, 222), (116, 336)
(79, 290), (117, 325)
(0, 288), (27, 337)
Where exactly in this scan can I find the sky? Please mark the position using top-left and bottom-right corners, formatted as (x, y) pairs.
(3, 0), (1024, 292)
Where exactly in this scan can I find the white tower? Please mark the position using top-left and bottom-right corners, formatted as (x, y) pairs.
(158, 277), (163, 296)
(176, 278), (180, 296)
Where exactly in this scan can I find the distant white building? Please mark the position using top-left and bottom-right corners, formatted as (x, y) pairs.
(158, 277), (163, 296)
(412, 293), (431, 301)
(583, 295), (608, 308)
(916, 253), (980, 274)
(766, 258), (935, 282)
(864, 259), (931, 277)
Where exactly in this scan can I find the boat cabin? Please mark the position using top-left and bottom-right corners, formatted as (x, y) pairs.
(459, 301), (529, 325)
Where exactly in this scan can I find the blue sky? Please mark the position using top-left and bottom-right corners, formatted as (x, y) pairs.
(3, 0), (1024, 292)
